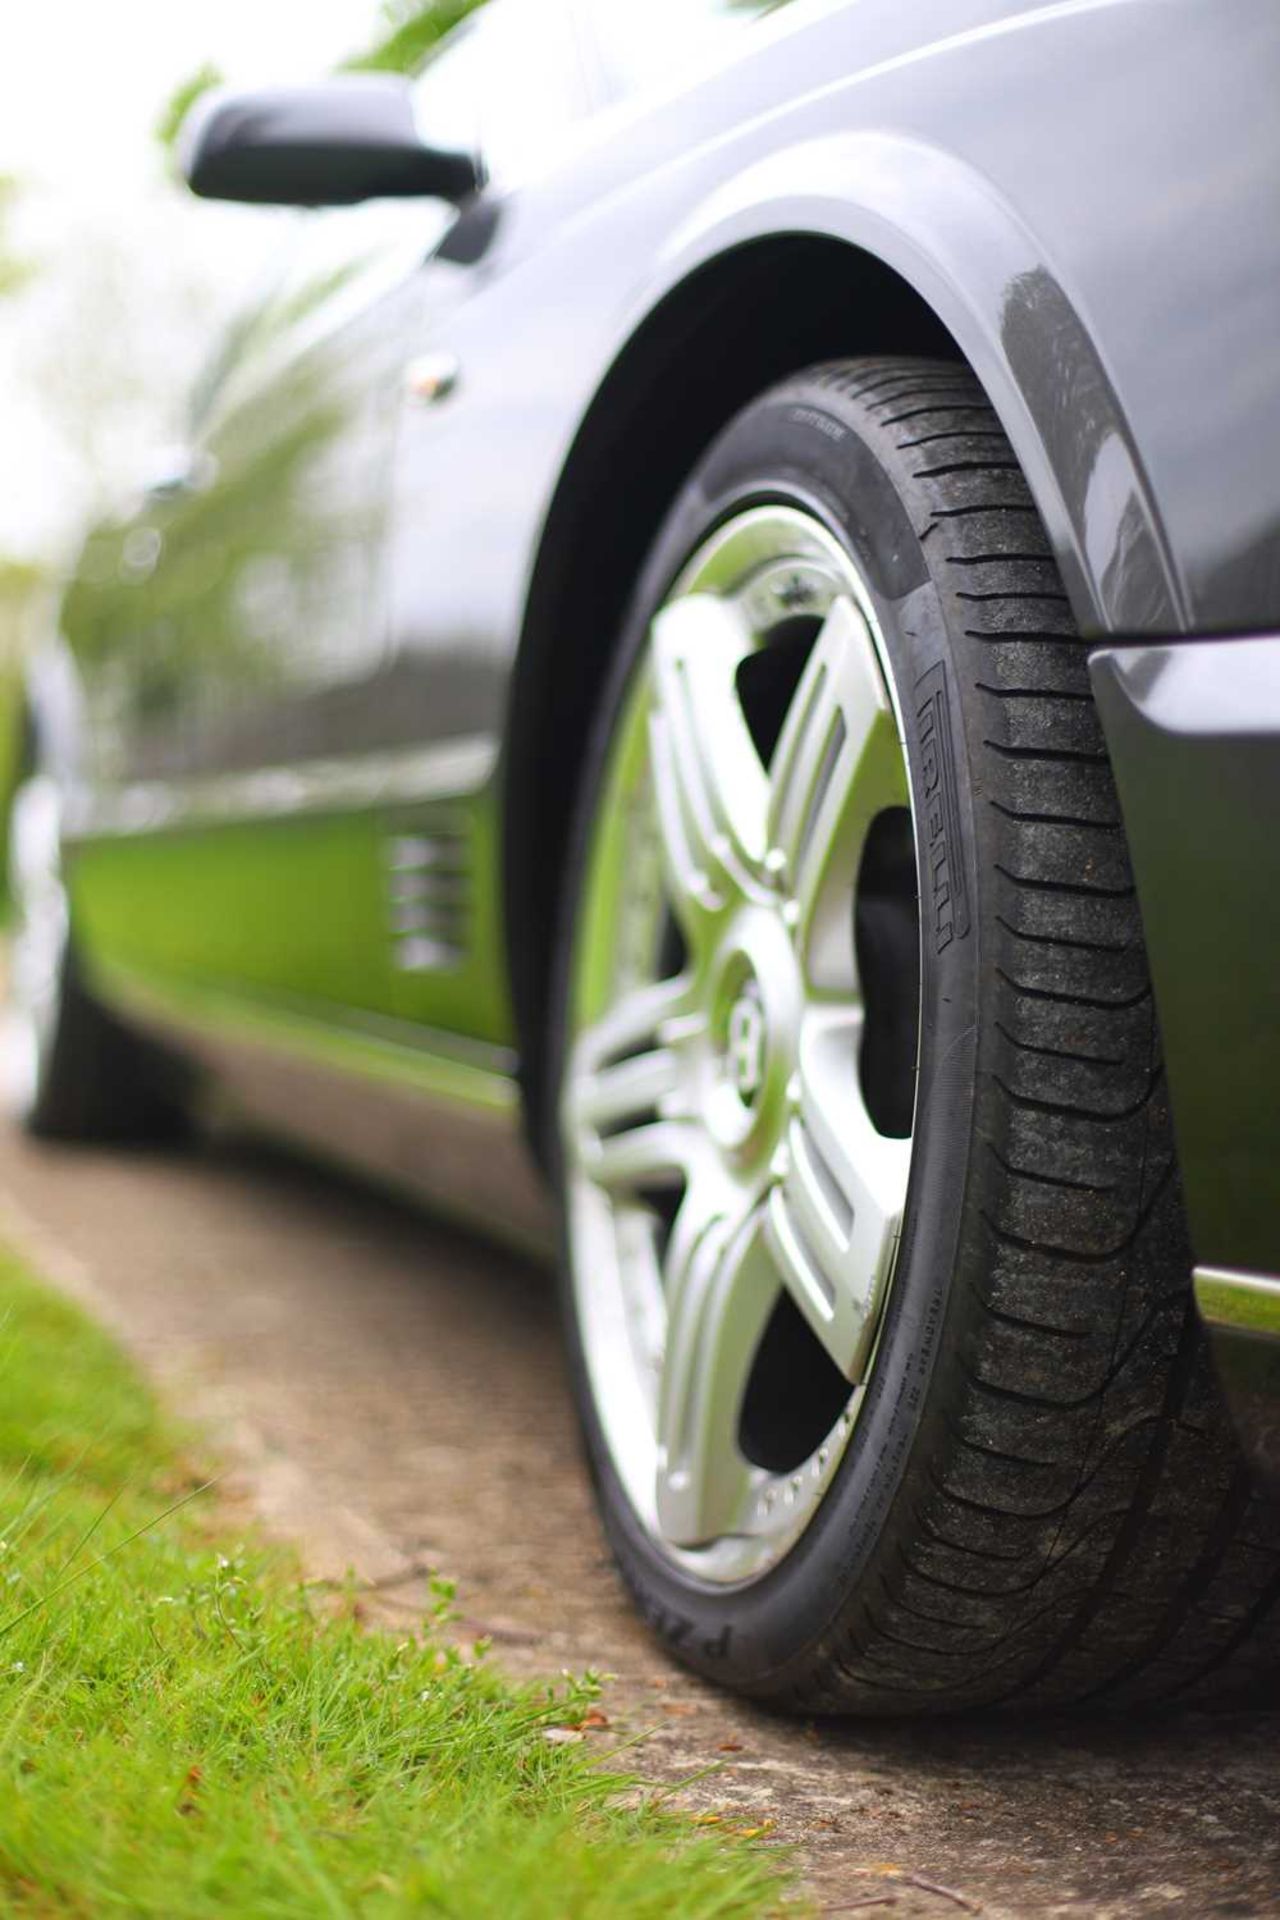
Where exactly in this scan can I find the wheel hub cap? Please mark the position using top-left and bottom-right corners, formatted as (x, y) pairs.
(704, 910), (798, 1156)
(724, 978), (766, 1108)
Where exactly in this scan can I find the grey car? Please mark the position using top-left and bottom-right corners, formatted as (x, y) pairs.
(8, 0), (1280, 1714)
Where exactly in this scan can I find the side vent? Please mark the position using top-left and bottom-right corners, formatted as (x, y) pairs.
(382, 810), (471, 972)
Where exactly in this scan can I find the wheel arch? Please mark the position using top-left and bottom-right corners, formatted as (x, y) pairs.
(502, 130), (1185, 1160)
(503, 230), (960, 1161)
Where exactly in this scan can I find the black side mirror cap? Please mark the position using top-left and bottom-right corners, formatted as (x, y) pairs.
(178, 75), (479, 209)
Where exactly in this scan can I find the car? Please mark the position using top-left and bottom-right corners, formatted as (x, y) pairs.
(8, 0), (1280, 1716)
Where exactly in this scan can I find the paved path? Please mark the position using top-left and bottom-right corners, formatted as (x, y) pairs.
(2, 1123), (1278, 1916)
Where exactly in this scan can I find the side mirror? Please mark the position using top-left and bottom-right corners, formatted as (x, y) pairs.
(178, 75), (479, 209)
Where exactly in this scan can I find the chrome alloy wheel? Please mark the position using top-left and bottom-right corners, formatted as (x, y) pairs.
(562, 505), (920, 1586)
(5, 772), (69, 1113)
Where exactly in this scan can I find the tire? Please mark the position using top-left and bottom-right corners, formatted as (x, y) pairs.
(6, 767), (187, 1143)
(550, 355), (1280, 1714)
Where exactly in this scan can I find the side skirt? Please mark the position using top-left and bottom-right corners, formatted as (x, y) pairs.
(91, 959), (555, 1261)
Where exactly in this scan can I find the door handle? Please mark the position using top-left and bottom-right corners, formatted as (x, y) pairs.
(404, 351), (460, 407)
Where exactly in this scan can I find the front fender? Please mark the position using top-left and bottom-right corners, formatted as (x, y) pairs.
(643, 127), (1185, 636)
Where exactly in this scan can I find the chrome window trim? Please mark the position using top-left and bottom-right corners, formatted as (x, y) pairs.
(63, 736), (497, 842)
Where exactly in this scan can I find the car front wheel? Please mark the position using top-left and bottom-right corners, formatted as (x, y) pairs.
(552, 356), (1280, 1714)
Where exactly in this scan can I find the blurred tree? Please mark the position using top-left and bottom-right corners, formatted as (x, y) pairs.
(0, 193), (39, 894)
(0, 175), (32, 300)
(26, 225), (216, 523)
(0, 560), (45, 905)
(154, 62), (226, 157)
(344, 0), (486, 75)
(0, 562), (43, 655)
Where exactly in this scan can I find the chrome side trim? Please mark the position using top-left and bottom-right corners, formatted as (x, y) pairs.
(1194, 1265), (1280, 1339)
(63, 735), (497, 841)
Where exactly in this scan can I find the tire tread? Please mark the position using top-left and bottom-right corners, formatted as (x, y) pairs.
(776, 358), (1280, 1713)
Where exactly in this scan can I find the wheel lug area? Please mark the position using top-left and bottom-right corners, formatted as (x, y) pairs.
(697, 902), (803, 1172)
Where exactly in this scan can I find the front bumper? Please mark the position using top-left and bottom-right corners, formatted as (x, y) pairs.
(1090, 634), (1280, 1474)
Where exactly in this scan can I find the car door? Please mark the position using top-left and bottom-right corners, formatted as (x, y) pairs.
(62, 6), (586, 1056)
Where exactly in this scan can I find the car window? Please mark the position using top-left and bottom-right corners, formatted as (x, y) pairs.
(486, 1), (591, 183)
(191, 3), (585, 428)
(412, 12), (488, 157)
(190, 24), (492, 430)
(417, 0), (589, 189)
(577, 0), (798, 102)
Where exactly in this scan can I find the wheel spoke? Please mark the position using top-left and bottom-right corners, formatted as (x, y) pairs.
(655, 1190), (779, 1547)
(565, 976), (700, 1194)
(765, 1003), (911, 1379)
(766, 595), (907, 989)
(648, 593), (768, 946)
(566, 508), (922, 1583)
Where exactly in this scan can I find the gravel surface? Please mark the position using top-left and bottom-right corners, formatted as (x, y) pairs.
(2, 1123), (1278, 1917)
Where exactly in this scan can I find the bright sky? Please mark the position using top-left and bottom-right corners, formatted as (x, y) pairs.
(0, 0), (381, 562)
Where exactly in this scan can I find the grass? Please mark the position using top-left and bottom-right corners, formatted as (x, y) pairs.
(0, 1251), (792, 1917)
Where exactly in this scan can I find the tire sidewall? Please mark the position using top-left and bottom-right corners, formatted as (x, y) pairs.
(549, 382), (983, 1699)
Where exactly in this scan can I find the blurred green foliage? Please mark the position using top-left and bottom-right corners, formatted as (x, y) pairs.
(0, 175), (32, 299)
(0, 185), (35, 910)
(0, 563), (43, 913)
(153, 62), (225, 155)
(344, 0), (487, 74)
